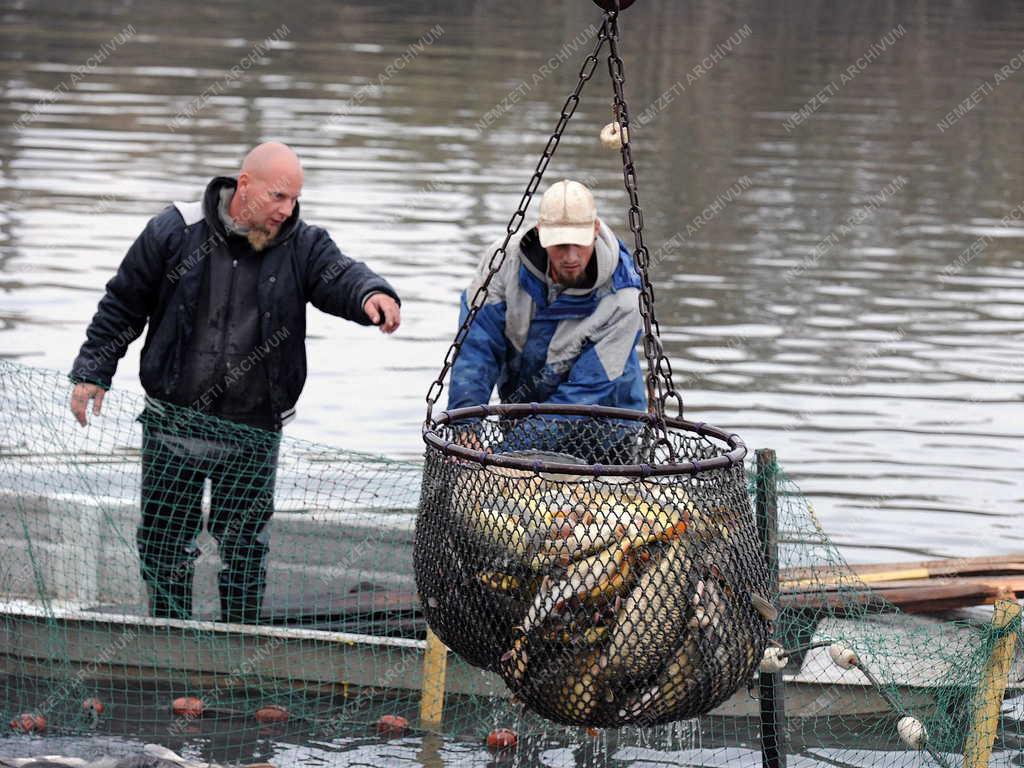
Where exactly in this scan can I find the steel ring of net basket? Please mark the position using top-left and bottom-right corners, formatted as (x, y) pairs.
(415, 403), (772, 727)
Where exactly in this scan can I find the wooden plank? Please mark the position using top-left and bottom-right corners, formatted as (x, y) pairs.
(855, 575), (1024, 594)
(848, 555), (1024, 577)
(419, 628), (449, 729)
(787, 575), (1024, 596)
(780, 582), (1001, 614)
(782, 574), (1024, 613)
(783, 567), (930, 589)
(782, 554), (1024, 587)
(964, 595), (1021, 767)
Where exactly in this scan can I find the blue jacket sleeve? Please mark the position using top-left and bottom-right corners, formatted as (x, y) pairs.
(446, 292), (508, 409)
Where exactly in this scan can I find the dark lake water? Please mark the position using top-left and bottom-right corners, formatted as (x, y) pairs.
(1, 1), (1023, 762)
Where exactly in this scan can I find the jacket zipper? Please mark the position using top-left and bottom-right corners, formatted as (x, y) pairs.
(216, 257), (239, 378)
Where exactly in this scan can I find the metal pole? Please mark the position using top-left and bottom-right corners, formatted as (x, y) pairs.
(755, 448), (786, 768)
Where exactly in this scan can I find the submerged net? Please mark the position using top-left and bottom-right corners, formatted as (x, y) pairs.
(1, 359), (1022, 766)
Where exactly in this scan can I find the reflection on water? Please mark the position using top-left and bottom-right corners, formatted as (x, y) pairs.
(1, 0), (1022, 573)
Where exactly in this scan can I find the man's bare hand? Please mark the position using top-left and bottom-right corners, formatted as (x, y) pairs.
(363, 293), (401, 334)
(70, 383), (107, 427)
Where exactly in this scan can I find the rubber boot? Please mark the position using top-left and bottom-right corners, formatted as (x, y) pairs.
(146, 568), (193, 620)
(218, 568), (265, 625)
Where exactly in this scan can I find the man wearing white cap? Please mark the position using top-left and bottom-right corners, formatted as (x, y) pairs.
(448, 180), (646, 460)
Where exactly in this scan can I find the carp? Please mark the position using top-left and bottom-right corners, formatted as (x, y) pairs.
(617, 637), (701, 722)
(603, 539), (687, 683)
(559, 650), (606, 722)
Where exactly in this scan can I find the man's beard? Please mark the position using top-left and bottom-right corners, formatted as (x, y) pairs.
(550, 264), (591, 289)
(246, 226), (275, 252)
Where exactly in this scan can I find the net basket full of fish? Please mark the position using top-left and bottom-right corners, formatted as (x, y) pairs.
(415, 2), (775, 728)
(416, 410), (775, 726)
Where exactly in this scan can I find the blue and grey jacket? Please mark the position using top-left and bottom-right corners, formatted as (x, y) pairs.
(447, 221), (647, 412)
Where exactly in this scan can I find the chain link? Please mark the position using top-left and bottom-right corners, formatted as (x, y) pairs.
(605, 11), (683, 450)
(424, 18), (611, 425)
(425, 5), (684, 447)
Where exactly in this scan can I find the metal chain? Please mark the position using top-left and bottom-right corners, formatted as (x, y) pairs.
(424, 17), (611, 425)
(425, 4), (684, 447)
(605, 10), (683, 446)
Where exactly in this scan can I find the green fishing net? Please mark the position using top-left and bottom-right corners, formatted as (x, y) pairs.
(1, 360), (1020, 766)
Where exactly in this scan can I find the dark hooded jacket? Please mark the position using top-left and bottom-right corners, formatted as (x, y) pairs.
(70, 176), (400, 429)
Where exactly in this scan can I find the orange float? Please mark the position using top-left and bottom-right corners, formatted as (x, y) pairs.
(171, 696), (205, 718)
(486, 728), (518, 750)
(375, 714), (409, 737)
(9, 713), (46, 733)
(254, 705), (289, 724)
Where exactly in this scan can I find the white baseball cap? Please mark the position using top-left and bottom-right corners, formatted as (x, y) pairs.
(538, 180), (597, 247)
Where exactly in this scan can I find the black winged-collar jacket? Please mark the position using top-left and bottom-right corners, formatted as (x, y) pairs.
(70, 176), (400, 429)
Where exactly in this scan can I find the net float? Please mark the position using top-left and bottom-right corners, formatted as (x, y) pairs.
(376, 714), (409, 737)
(759, 645), (788, 673)
(486, 727), (518, 750)
(9, 713), (46, 733)
(897, 715), (927, 749)
(828, 643), (859, 670)
(82, 698), (105, 715)
(600, 122), (624, 149)
(171, 696), (205, 718)
(254, 705), (289, 724)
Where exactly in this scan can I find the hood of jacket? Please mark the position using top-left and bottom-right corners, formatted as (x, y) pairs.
(518, 219), (622, 296)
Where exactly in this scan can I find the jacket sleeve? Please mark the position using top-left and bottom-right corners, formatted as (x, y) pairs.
(304, 228), (400, 323)
(446, 240), (515, 410)
(69, 215), (168, 388)
(446, 291), (508, 410)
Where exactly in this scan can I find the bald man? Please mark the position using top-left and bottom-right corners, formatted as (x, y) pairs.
(68, 142), (401, 623)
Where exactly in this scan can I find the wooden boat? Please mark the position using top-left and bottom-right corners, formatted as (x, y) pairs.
(1, 485), (1021, 723)
(2, 585), (1020, 724)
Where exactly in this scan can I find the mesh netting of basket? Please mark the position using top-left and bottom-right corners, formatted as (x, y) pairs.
(415, 405), (775, 726)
